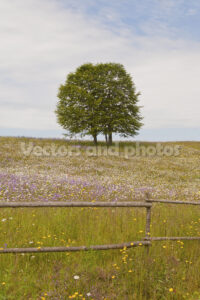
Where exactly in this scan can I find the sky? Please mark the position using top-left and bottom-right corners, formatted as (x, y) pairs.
(0, 0), (200, 141)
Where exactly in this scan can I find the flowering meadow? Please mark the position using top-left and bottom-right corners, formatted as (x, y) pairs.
(0, 137), (200, 299)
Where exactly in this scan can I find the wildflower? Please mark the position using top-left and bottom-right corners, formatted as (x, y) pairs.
(1, 282), (5, 285)
(130, 242), (134, 246)
(74, 275), (80, 280)
(1, 218), (6, 222)
(111, 275), (115, 279)
(128, 270), (133, 273)
(169, 288), (173, 292)
(162, 245), (166, 249)
(86, 292), (91, 296)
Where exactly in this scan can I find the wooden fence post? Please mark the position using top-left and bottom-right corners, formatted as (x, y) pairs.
(144, 192), (152, 253)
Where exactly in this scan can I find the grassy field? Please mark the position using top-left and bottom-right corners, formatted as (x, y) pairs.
(0, 137), (200, 299)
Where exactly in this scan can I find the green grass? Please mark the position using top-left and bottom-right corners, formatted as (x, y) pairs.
(0, 137), (199, 299)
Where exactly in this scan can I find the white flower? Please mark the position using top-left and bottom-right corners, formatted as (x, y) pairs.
(86, 292), (91, 297)
(1, 218), (6, 222)
(73, 275), (80, 280)
(29, 241), (34, 244)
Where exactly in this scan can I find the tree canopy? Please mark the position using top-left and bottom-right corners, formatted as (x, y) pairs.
(56, 62), (143, 144)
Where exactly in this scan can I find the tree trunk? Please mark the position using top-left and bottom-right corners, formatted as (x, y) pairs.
(93, 134), (98, 145)
(105, 134), (108, 144)
(108, 132), (112, 145)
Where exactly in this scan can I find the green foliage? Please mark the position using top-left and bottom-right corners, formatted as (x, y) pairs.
(56, 63), (143, 144)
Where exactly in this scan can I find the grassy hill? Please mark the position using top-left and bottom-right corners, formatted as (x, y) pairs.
(0, 137), (199, 299)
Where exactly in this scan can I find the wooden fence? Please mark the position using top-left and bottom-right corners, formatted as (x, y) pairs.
(0, 196), (199, 254)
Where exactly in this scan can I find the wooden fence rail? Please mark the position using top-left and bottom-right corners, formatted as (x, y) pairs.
(0, 197), (199, 254)
(0, 201), (151, 208)
(147, 199), (200, 205)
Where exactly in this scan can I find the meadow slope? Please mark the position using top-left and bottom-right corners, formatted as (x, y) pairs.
(0, 137), (199, 299)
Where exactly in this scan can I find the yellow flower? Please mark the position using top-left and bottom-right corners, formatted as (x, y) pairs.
(111, 275), (115, 279)
(162, 245), (166, 249)
(130, 242), (134, 246)
(1, 282), (6, 285)
(128, 270), (133, 273)
(169, 288), (173, 292)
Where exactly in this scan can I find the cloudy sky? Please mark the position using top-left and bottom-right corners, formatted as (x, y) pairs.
(0, 0), (199, 140)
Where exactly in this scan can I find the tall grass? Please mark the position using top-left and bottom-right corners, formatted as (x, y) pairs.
(0, 137), (199, 299)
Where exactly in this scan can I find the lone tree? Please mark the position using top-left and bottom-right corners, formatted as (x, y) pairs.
(56, 62), (143, 145)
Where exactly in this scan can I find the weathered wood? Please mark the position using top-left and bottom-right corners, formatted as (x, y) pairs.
(145, 193), (151, 240)
(145, 207), (151, 238)
(0, 201), (152, 208)
(144, 194), (152, 254)
(0, 196), (199, 255)
(0, 241), (151, 254)
(147, 199), (200, 205)
(151, 237), (200, 241)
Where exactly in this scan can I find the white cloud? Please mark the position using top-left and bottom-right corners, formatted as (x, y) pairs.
(0, 0), (200, 133)
(187, 8), (197, 16)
